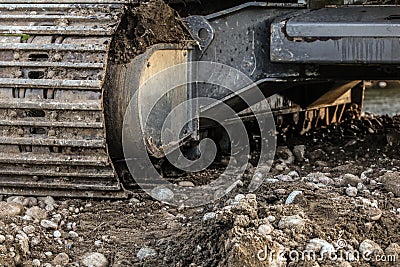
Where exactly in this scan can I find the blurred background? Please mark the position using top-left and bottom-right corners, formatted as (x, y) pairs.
(363, 81), (400, 116)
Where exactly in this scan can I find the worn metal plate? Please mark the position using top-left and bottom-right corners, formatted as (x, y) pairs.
(271, 6), (400, 64)
(286, 6), (400, 37)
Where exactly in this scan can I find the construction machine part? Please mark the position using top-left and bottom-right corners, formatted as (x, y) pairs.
(1, 1), (400, 198)
(0, 3), (128, 197)
(0, 1), (195, 197)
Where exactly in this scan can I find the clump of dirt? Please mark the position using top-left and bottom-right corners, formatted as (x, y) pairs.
(109, 0), (191, 63)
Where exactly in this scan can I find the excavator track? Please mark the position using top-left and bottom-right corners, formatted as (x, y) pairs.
(0, 2), (128, 197)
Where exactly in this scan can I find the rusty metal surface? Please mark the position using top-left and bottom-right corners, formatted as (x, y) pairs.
(0, 3), (126, 197)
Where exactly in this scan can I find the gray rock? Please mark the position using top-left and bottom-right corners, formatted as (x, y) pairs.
(26, 206), (47, 221)
(137, 247), (157, 260)
(234, 194), (246, 203)
(278, 215), (306, 231)
(0, 235), (5, 243)
(306, 172), (330, 183)
(0, 201), (24, 217)
(258, 223), (274, 235)
(293, 145), (306, 162)
(285, 190), (303, 205)
(68, 231), (79, 238)
(178, 181), (195, 187)
(345, 186), (358, 197)
(40, 220), (58, 230)
(53, 230), (62, 238)
(318, 176), (334, 185)
(81, 252), (108, 267)
(7, 196), (25, 205)
(202, 212), (216, 222)
(41, 196), (56, 211)
(342, 174), (362, 187)
(275, 174), (294, 182)
(150, 187), (174, 202)
(22, 225), (35, 235)
(380, 172), (400, 196)
(306, 238), (335, 254)
(32, 259), (41, 267)
(367, 207), (382, 221)
(288, 171), (300, 178)
(359, 239), (383, 257)
(22, 197), (38, 207)
(385, 243), (400, 261)
(276, 146), (295, 165)
(274, 163), (287, 172)
(53, 252), (69, 266)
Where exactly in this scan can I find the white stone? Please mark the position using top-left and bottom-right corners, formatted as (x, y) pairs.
(150, 187), (174, 202)
(68, 231), (78, 238)
(137, 247), (157, 260)
(258, 223), (274, 235)
(53, 230), (62, 238)
(81, 252), (108, 267)
(359, 239), (383, 258)
(178, 181), (195, 187)
(202, 212), (216, 222)
(278, 215), (306, 231)
(285, 190), (303, 205)
(346, 186), (358, 197)
(22, 226), (35, 235)
(40, 220), (58, 230)
(32, 259), (41, 267)
(306, 238), (335, 256)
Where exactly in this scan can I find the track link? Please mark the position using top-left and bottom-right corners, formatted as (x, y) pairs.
(0, 2), (127, 197)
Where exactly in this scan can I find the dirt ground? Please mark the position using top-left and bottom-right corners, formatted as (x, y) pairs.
(0, 114), (399, 267)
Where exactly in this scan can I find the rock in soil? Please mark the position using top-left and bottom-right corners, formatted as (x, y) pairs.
(81, 252), (108, 267)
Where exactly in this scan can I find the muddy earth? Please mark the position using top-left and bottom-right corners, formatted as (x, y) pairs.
(0, 113), (399, 267)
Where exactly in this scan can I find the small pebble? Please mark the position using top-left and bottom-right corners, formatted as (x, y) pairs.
(137, 247), (157, 260)
(32, 259), (41, 267)
(40, 220), (58, 230)
(53, 252), (69, 266)
(22, 226), (35, 235)
(81, 252), (108, 267)
(68, 231), (78, 238)
(203, 212), (216, 222)
(346, 186), (358, 197)
(53, 230), (62, 238)
(258, 223), (273, 235)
